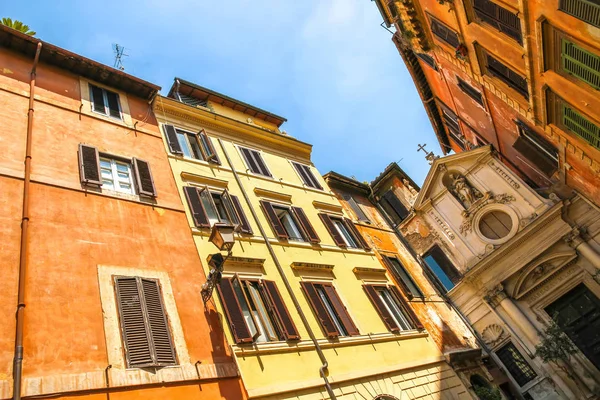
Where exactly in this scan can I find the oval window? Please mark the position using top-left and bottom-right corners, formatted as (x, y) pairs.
(479, 211), (512, 240)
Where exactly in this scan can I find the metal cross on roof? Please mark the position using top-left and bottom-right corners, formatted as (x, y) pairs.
(417, 143), (440, 165)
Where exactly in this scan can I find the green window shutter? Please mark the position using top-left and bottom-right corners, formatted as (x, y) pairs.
(561, 38), (600, 90)
(559, 0), (600, 28)
(562, 104), (600, 149)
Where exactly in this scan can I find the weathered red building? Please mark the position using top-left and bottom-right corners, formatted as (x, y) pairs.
(0, 26), (243, 400)
(374, 0), (600, 205)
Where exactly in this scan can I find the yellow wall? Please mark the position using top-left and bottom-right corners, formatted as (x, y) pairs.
(155, 95), (465, 399)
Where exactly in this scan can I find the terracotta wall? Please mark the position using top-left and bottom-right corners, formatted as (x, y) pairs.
(0, 48), (243, 399)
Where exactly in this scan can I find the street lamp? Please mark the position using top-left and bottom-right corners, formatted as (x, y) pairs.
(201, 223), (235, 304)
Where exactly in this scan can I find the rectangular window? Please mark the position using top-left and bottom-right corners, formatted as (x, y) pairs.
(240, 147), (272, 177)
(513, 121), (559, 176)
(380, 190), (409, 225)
(547, 91), (600, 150)
(439, 104), (467, 150)
(561, 38), (600, 90)
(457, 77), (484, 106)
(100, 157), (135, 195)
(273, 205), (306, 242)
(217, 277), (300, 344)
(423, 246), (461, 292)
(495, 342), (537, 387)
(363, 285), (418, 332)
(559, 0), (600, 28)
(183, 186), (252, 233)
(176, 129), (204, 160)
(344, 194), (370, 223)
(318, 213), (370, 250)
(383, 256), (423, 299)
(114, 276), (177, 368)
(162, 125), (220, 164)
(260, 201), (320, 243)
(485, 53), (529, 98)
(429, 16), (461, 48)
(292, 161), (323, 190)
(473, 0), (522, 44)
(301, 281), (359, 337)
(416, 53), (437, 70)
(90, 84), (122, 120)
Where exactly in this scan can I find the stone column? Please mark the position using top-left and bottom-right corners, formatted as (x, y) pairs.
(564, 228), (600, 283)
(485, 285), (539, 349)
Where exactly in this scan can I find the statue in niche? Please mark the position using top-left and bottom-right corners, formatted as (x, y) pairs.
(449, 173), (482, 208)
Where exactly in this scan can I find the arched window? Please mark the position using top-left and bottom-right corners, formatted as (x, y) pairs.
(479, 210), (512, 240)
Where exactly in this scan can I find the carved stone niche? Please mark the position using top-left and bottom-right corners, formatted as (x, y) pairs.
(442, 172), (483, 209)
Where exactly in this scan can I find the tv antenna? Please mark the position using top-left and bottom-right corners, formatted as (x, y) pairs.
(112, 43), (128, 71)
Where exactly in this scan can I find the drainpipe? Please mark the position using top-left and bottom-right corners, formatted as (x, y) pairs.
(13, 41), (42, 400)
(217, 139), (337, 400)
(368, 189), (525, 400)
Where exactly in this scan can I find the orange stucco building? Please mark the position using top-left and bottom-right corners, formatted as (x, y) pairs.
(0, 26), (244, 399)
(374, 0), (600, 206)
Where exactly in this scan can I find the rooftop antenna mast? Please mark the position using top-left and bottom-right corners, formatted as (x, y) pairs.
(112, 43), (128, 71)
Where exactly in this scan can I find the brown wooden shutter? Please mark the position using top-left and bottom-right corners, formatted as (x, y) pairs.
(390, 286), (424, 330)
(292, 207), (320, 243)
(183, 186), (210, 228)
(216, 278), (254, 344)
(253, 151), (271, 177)
(240, 147), (259, 173)
(261, 280), (300, 340)
(343, 218), (370, 250)
(230, 195), (252, 234)
(381, 256), (412, 299)
(260, 201), (289, 239)
(513, 136), (557, 176)
(300, 282), (339, 338)
(199, 130), (221, 165)
(323, 284), (359, 336)
(318, 213), (346, 247)
(132, 158), (157, 197)
(78, 144), (102, 186)
(221, 190), (241, 226)
(363, 285), (400, 332)
(115, 277), (154, 368)
(383, 190), (409, 221)
(140, 278), (177, 365)
(162, 124), (183, 155)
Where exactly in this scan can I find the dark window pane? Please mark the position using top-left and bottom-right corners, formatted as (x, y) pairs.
(496, 343), (537, 386)
(423, 246), (460, 291)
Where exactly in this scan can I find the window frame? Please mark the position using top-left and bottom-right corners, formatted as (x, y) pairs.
(476, 46), (529, 100)
(330, 216), (359, 248)
(546, 90), (600, 151)
(301, 281), (359, 338)
(89, 84), (123, 120)
(437, 101), (468, 150)
(175, 127), (206, 161)
(99, 156), (136, 195)
(468, 0), (523, 45)
(290, 160), (323, 190)
(382, 256), (424, 299)
(379, 189), (410, 226)
(457, 76), (485, 106)
(200, 186), (241, 227)
(232, 276), (281, 343)
(238, 145), (272, 178)
(558, 0), (600, 28)
(343, 194), (371, 223)
(427, 14), (461, 49)
(271, 204), (308, 242)
(422, 245), (461, 293)
(495, 341), (538, 387)
(513, 121), (559, 176)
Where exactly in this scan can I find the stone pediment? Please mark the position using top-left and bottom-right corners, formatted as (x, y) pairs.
(511, 251), (577, 299)
(413, 146), (492, 210)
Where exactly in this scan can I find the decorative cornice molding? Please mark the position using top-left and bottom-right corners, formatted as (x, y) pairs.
(312, 200), (344, 214)
(181, 172), (229, 188)
(291, 262), (335, 272)
(522, 261), (581, 303)
(253, 188), (292, 203)
(353, 266), (388, 275)
(488, 160), (520, 189)
(429, 210), (455, 240)
(222, 256), (266, 269)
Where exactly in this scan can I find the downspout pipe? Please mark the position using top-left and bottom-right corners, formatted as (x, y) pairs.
(13, 41), (42, 400)
(368, 190), (525, 399)
(217, 139), (337, 400)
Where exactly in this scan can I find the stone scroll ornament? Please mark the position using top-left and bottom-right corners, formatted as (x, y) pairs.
(448, 173), (483, 209)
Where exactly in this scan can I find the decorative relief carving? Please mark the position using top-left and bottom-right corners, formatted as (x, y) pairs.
(481, 324), (506, 346)
(563, 228), (584, 248)
(513, 252), (578, 300)
(459, 193), (516, 235)
(519, 213), (538, 228)
(522, 261), (581, 303)
(429, 211), (455, 240)
(488, 161), (520, 189)
(484, 284), (507, 308)
(447, 173), (483, 209)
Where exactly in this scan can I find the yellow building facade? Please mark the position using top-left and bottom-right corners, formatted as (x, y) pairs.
(154, 79), (474, 400)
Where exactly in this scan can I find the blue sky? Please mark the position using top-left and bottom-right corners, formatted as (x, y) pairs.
(3, 0), (440, 185)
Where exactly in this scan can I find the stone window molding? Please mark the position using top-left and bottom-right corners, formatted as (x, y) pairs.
(472, 203), (520, 245)
(79, 79), (134, 127)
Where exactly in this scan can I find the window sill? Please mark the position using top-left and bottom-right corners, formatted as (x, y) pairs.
(232, 330), (428, 356)
(91, 109), (124, 122)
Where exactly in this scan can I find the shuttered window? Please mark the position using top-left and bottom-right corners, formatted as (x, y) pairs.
(217, 277), (299, 344)
(473, 0), (522, 44)
(162, 125), (221, 165)
(301, 282), (359, 337)
(183, 186), (251, 233)
(457, 77), (484, 106)
(429, 17), (460, 48)
(495, 342), (537, 386)
(292, 162), (323, 190)
(513, 121), (558, 176)
(439, 104), (467, 150)
(90, 84), (122, 120)
(562, 104), (600, 150)
(114, 276), (177, 368)
(416, 53), (437, 70)
(485, 53), (529, 98)
(559, 0), (600, 28)
(240, 147), (272, 177)
(423, 246), (461, 292)
(561, 38), (600, 90)
(363, 285), (422, 332)
(78, 144), (157, 197)
(382, 256), (423, 299)
(318, 213), (370, 250)
(379, 190), (409, 225)
(261, 201), (319, 243)
(343, 194), (370, 223)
